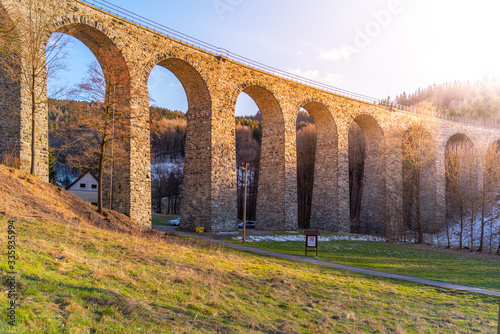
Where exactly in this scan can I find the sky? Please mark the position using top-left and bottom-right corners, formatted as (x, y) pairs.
(53, 0), (500, 116)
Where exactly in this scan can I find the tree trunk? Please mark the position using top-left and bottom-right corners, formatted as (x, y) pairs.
(30, 72), (36, 175)
(157, 189), (162, 214)
(470, 189), (475, 252)
(459, 206), (463, 249)
(446, 210), (450, 248)
(416, 176), (423, 244)
(479, 196), (485, 252)
(97, 138), (106, 214)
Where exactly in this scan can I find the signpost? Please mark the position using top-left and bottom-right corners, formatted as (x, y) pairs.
(304, 230), (320, 256)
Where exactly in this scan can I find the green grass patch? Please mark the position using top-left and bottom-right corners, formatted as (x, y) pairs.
(0, 218), (499, 333)
(151, 214), (178, 226)
(227, 232), (500, 291)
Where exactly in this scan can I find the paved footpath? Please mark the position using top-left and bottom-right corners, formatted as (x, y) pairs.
(153, 226), (500, 298)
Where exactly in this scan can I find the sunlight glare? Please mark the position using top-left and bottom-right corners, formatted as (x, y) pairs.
(419, 0), (500, 80)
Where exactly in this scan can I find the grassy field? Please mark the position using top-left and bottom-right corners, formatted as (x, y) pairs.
(151, 214), (179, 226)
(227, 232), (500, 291)
(0, 217), (499, 333)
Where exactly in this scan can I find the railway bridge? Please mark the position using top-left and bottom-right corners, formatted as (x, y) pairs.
(1, 0), (499, 232)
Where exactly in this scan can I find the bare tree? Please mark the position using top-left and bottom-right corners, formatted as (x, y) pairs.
(165, 167), (182, 215)
(236, 124), (261, 221)
(446, 143), (464, 248)
(478, 141), (500, 252)
(0, 0), (70, 176)
(61, 48), (132, 214)
(379, 120), (438, 243)
(402, 124), (437, 243)
(462, 143), (480, 251)
(151, 162), (168, 213)
(446, 140), (475, 249)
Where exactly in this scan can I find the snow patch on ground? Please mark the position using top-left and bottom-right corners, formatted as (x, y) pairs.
(232, 234), (386, 243)
(151, 159), (184, 175)
(228, 216), (499, 251)
(422, 216), (500, 251)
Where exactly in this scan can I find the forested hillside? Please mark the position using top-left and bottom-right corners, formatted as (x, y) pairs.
(49, 99), (187, 161)
(150, 106), (187, 160)
(394, 79), (500, 123)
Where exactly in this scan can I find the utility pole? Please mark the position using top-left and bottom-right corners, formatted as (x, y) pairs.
(242, 162), (249, 243)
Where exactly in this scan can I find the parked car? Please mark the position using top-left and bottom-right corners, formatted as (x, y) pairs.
(169, 217), (181, 226)
(237, 221), (256, 229)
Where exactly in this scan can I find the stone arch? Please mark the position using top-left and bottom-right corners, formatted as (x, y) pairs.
(402, 125), (437, 237)
(297, 99), (339, 230)
(144, 52), (212, 116)
(231, 82), (286, 230)
(234, 83), (284, 129)
(49, 22), (134, 216)
(349, 114), (386, 235)
(146, 53), (213, 230)
(50, 17), (131, 76)
(445, 133), (473, 146)
(52, 23), (133, 113)
(445, 133), (474, 167)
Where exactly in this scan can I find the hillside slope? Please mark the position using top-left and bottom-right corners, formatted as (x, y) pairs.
(0, 166), (498, 333)
(0, 165), (140, 234)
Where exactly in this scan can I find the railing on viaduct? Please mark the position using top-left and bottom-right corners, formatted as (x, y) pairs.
(79, 0), (500, 130)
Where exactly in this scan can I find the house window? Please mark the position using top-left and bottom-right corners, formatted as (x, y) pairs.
(80, 183), (86, 188)
(91, 184), (97, 189)
(91, 202), (97, 206)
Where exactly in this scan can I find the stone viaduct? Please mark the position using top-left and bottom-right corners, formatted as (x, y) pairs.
(1, 0), (499, 232)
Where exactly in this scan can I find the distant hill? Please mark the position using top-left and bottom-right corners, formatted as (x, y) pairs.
(150, 105), (186, 120)
(394, 79), (500, 123)
(49, 99), (186, 129)
(48, 99), (188, 163)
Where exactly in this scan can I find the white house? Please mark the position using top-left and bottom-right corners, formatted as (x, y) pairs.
(67, 172), (98, 206)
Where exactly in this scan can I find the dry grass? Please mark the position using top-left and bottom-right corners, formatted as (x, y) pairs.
(0, 165), (499, 333)
(0, 164), (143, 234)
(2, 216), (498, 332)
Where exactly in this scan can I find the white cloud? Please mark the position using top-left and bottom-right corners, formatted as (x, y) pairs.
(318, 47), (351, 61)
(325, 73), (343, 85)
(288, 68), (343, 87)
(288, 68), (319, 80)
